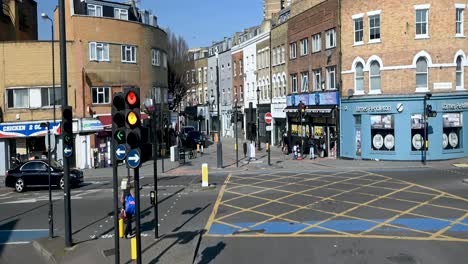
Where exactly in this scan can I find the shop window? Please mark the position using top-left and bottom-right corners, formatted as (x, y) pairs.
(370, 115), (395, 151)
(411, 114), (425, 151)
(443, 113), (462, 150)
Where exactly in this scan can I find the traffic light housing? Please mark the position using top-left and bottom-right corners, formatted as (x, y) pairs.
(112, 92), (126, 162)
(62, 106), (74, 157)
(124, 87), (142, 168)
(425, 104), (437, 118)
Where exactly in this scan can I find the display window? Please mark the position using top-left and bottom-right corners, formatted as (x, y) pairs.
(442, 113), (462, 150)
(370, 115), (395, 151)
(411, 114), (425, 151)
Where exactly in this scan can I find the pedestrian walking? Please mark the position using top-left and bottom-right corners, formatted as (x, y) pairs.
(308, 136), (315, 160)
(243, 142), (248, 158)
(292, 142), (298, 160)
(121, 189), (136, 239)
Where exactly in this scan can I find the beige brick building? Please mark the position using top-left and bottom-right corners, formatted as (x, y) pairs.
(0, 0), (38, 41)
(340, 0), (468, 160)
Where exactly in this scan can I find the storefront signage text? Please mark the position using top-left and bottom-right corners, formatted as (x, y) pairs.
(0, 122), (60, 138)
(356, 106), (392, 113)
(442, 103), (468, 111)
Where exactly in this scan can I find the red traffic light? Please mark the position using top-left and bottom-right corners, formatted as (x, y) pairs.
(126, 91), (139, 107)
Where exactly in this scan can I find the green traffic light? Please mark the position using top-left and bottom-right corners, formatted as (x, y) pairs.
(114, 129), (126, 143)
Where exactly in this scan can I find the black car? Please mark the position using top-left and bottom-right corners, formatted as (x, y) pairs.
(182, 131), (206, 149)
(5, 160), (84, 193)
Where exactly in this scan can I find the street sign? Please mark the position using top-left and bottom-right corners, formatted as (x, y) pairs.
(64, 146), (73, 157)
(266, 125), (273, 131)
(127, 149), (141, 169)
(264, 112), (272, 125)
(115, 144), (127, 160)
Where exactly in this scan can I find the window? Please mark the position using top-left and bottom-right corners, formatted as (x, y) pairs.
(272, 77), (277, 97)
(162, 52), (167, 68)
(312, 33), (321, 53)
(442, 113), (462, 150)
(371, 115), (395, 151)
(41, 87), (62, 107)
(7, 89), (28, 108)
(354, 18), (364, 44)
(198, 68), (202, 83)
(92, 87), (110, 104)
(240, 85), (244, 101)
(456, 8), (464, 36)
(370, 61), (381, 92)
(301, 72), (309, 92)
(22, 161), (46, 171)
(87, 4), (102, 17)
(326, 29), (336, 49)
(290, 42), (297, 59)
(327, 66), (336, 90)
(300, 38), (308, 56)
(355, 62), (364, 93)
(281, 45), (285, 63)
(369, 15), (381, 42)
(291, 74), (298, 93)
(114, 8), (128, 20)
(191, 69), (196, 83)
(283, 75), (287, 96)
(456, 56), (464, 90)
(416, 9), (429, 38)
(89, 42), (109, 61)
(233, 62), (237, 76)
(121, 45), (137, 63)
(313, 69), (322, 91)
(186, 71), (190, 84)
(151, 49), (160, 66)
(239, 60), (243, 75)
(416, 57), (428, 90)
(273, 48), (277, 65)
(204, 67), (207, 83)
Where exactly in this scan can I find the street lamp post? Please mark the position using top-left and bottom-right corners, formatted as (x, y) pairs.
(234, 99), (239, 168)
(41, 13), (57, 157)
(40, 122), (54, 238)
(256, 87), (261, 151)
(215, 53), (223, 168)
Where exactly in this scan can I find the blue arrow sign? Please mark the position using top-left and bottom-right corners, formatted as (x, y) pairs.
(127, 149), (141, 169)
(64, 146), (73, 158)
(115, 144), (127, 161)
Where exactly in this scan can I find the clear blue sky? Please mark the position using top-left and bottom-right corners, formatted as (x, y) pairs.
(37, 0), (264, 48)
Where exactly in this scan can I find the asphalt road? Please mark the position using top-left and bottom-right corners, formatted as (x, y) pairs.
(1, 166), (467, 263)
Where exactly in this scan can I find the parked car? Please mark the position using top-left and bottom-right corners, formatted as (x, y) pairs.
(5, 160), (84, 193)
(182, 131), (206, 149)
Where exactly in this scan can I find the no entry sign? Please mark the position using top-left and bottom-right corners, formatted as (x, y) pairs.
(265, 112), (272, 124)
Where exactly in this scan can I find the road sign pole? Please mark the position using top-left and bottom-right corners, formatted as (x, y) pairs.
(152, 111), (159, 239)
(111, 137), (120, 264)
(134, 168), (142, 264)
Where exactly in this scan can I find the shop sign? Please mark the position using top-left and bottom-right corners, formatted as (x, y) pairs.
(0, 121), (60, 138)
(356, 105), (392, 113)
(442, 103), (468, 111)
(287, 95), (294, 106)
(308, 91), (339, 106)
(81, 119), (104, 132)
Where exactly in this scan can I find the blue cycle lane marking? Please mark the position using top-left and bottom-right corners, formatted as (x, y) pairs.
(0, 229), (49, 244)
(209, 218), (468, 235)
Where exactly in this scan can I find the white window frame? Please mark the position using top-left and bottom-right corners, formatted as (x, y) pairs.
(151, 49), (160, 66)
(89, 42), (109, 62)
(6, 89), (29, 109)
(415, 8), (429, 39)
(326, 66), (336, 90)
(369, 61), (381, 93)
(313, 69), (321, 91)
(415, 57), (428, 92)
(300, 38), (308, 56)
(354, 17), (364, 45)
(456, 56), (464, 90)
(273, 48), (277, 66)
(162, 52), (167, 68)
(456, 8), (464, 37)
(121, 45), (137, 63)
(301, 72), (309, 92)
(87, 4), (103, 17)
(326, 28), (336, 49)
(198, 68), (202, 84)
(368, 13), (381, 43)
(233, 62), (237, 77)
(114, 8), (128, 20)
(355, 62), (365, 95)
(312, 33), (321, 53)
(204, 67), (208, 83)
(91, 87), (111, 104)
(291, 74), (298, 93)
(290, 42), (297, 59)
(281, 45), (285, 63)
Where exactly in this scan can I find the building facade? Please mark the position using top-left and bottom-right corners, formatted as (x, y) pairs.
(257, 34), (271, 145)
(231, 44), (245, 138)
(287, 0), (340, 158)
(340, 0), (468, 160)
(0, 0), (38, 41)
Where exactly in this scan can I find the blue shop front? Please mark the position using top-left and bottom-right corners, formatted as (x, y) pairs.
(340, 93), (468, 161)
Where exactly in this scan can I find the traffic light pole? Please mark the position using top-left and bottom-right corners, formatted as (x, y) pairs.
(422, 95), (428, 165)
(134, 168), (142, 264)
(111, 142), (120, 264)
(216, 54), (223, 168)
(59, 0), (72, 248)
(152, 111), (159, 239)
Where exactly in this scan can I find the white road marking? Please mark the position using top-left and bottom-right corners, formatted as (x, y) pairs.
(0, 241), (30, 245)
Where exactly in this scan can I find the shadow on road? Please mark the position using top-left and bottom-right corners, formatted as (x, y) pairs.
(0, 219), (18, 256)
(196, 242), (226, 264)
(172, 203), (211, 232)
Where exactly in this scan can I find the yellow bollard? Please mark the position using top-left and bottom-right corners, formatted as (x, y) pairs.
(131, 237), (137, 260)
(234, 143), (238, 151)
(202, 163), (208, 187)
(119, 218), (124, 238)
(266, 143), (270, 151)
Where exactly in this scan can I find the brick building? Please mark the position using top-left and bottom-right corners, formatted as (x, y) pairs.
(231, 42), (244, 136)
(0, 0), (37, 41)
(340, 0), (468, 160)
(287, 0), (340, 158)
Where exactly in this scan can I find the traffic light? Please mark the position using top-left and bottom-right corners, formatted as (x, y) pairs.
(62, 106), (73, 158)
(112, 92), (126, 161)
(425, 104), (437, 118)
(124, 87), (142, 168)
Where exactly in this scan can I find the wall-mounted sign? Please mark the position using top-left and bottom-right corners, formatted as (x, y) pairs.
(372, 134), (383, 150)
(0, 121), (60, 138)
(356, 105), (392, 113)
(308, 91), (339, 106)
(412, 134), (423, 150)
(396, 103), (404, 113)
(81, 118), (104, 132)
(442, 103), (468, 111)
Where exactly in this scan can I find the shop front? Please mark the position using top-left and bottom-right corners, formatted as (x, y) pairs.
(340, 93), (468, 160)
(271, 102), (287, 146)
(244, 102), (257, 141)
(285, 91), (339, 158)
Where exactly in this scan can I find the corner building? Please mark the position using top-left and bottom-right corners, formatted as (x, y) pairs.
(340, 0), (468, 160)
